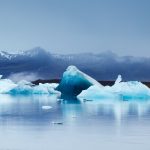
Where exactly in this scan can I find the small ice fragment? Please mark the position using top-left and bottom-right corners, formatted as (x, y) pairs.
(52, 121), (63, 125)
(42, 105), (52, 110)
(0, 75), (3, 79)
(83, 99), (93, 102)
(114, 74), (122, 85)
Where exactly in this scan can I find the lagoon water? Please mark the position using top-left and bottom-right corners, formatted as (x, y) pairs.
(0, 95), (150, 150)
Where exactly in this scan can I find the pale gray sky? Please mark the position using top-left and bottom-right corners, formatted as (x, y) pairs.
(0, 0), (150, 56)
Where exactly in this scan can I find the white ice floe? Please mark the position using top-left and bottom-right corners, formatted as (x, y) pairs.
(0, 78), (17, 94)
(0, 76), (60, 96)
(42, 105), (53, 110)
(78, 75), (150, 100)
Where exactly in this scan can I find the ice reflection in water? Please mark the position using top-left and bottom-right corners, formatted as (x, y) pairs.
(0, 95), (150, 150)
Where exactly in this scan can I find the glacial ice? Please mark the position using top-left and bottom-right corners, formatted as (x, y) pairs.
(78, 75), (150, 100)
(0, 77), (60, 96)
(56, 65), (102, 97)
(0, 65), (150, 100)
(0, 78), (17, 94)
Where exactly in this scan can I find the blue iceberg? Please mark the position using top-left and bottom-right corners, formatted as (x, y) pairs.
(56, 66), (102, 97)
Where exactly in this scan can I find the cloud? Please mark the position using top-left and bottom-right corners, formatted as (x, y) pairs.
(8, 72), (40, 82)
(66, 51), (150, 81)
(1, 48), (150, 82)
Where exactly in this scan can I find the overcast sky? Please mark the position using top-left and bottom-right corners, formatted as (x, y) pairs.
(0, 0), (149, 56)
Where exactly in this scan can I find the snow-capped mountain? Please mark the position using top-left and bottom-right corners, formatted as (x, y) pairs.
(0, 47), (150, 81)
(0, 51), (16, 60)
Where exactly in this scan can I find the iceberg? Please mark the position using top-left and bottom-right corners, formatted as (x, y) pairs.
(0, 66), (150, 100)
(0, 77), (60, 96)
(0, 78), (17, 94)
(56, 66), (102, 97)
(111, 76), (150, 99)
(78, 75), (150, 100)
(8, 82), (61, 95)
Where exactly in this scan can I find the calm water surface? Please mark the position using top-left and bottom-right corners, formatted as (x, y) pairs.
(0, 95), (150, 150)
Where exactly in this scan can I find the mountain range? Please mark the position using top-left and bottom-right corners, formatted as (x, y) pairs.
(0, 47), (150, 82)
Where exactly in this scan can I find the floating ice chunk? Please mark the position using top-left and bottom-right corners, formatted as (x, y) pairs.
(114, 75), (122, 85)
(77, 85), (115, 100)
(56, 65), (102, 97)
(33, 83), (60, 95)
(78, 75), (150, 100)
(0, 75), (3, 79)
(0, 79), (17, 93)
(52, 121), (63, 125)
(0, 77), (60, 96)
(8, 82), (61, 95)
(111, 80), (150, 99)
(111, 75), (150, 98)
(46, 83), (59, 89)
(42, 105), (52, 110)
(83, 99), (93, 102)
